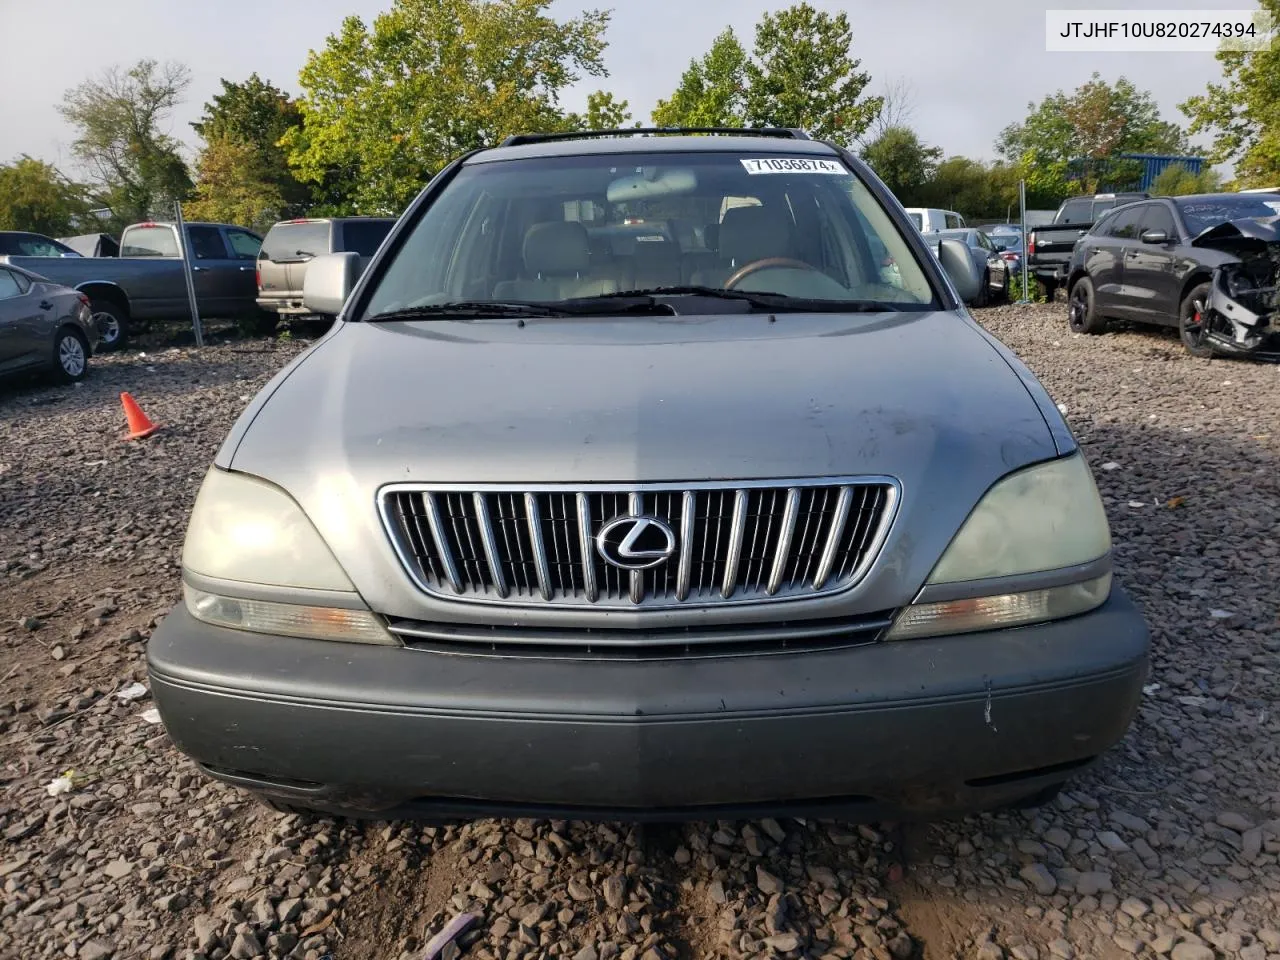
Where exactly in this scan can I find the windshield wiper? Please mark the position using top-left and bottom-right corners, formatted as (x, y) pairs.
(365, 297), (676, 322)
(581, 286), (906, 313)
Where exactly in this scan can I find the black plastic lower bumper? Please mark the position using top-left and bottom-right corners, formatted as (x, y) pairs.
(146, 589), (1149, 821)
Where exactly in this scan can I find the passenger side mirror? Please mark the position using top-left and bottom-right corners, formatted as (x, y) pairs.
(937, 238), (980, 303)
(1140, 229), (1168, 245)
(302, 252), (361, 317)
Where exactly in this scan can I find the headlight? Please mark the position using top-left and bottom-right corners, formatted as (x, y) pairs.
(183, 585), (394, 645)
(182, 468), (395, 645)
(886, 453), (1112, 640)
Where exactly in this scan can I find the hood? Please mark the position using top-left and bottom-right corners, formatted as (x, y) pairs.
(222, 311), (1062, 620)
(1191, 215), (1280, 255)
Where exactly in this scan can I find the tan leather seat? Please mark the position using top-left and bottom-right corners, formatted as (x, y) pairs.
(493, 222), (618, 300)
(692, 206), (799, 286)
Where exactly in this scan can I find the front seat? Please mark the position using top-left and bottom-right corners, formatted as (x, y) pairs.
(693, 205), (798, 286)
(494, 221), (618, 300)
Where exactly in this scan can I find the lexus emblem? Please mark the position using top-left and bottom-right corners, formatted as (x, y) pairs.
(596, 515), (677, 570)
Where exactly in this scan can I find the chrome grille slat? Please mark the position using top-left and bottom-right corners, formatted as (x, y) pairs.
(381, 478), (897, 611)
(524, 492), (552, 600)
(472, 493), (507, 598)
(576, 493), (598, 603)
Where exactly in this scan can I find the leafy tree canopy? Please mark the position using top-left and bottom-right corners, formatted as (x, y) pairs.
(284, 0), (612, 215)
(997, 73), (1189, 193)
(0, 156), (91, 236)
(1150, 163), (1223, 195)
(191, 74), (309, 224)
(860, 126), (941, 204)
(652, 6), (882, 144)
(58, 59), (194, 230)
(1180, 1), (1280, 188)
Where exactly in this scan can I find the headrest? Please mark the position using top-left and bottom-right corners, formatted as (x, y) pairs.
(719, 205), (794, 266)
(524, 221), (590, 277)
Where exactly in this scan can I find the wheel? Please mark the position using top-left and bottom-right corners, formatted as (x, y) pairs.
(1179, 282), (1215, 359)
(52, 327), (89, 383)
(90, 300), (128, 352)
(1037, 279), (1057, 302)
(1000, 269), (1011, 303)
(973, 270), (990, 308)
(1067, 276), (1106, 334)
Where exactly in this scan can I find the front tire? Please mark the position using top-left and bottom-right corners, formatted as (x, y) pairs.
(974, 269), (991, 308)
(1067, 276), (1106, 334)
(1179, 282), (1215, 359)
(91, 300), (128, 352)
(52, 327), (89, 383)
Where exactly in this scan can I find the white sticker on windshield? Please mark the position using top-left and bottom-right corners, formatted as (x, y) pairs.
(740, 157), (846, 175)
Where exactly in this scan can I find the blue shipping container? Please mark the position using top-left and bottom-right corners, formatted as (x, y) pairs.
(1120, 153), (1205, 191)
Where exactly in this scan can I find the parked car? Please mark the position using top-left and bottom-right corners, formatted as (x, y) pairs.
(0, 231), (83, 258)
(58, 233), (120, 257)
(990, 233), (1025, 283)
(1027, 193), (1149, 298)
(927, 228), (1010, 306)
(256, 217), (396, 321)
(0, 263), (100, 383)
(904, 207), (966, 233)
(0, 220), (264, 350)
(147, 128), (1149, 823)
(1066, 192), (1280, 358)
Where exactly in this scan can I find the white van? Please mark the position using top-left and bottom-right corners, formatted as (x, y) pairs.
(903, 207), (966, 233)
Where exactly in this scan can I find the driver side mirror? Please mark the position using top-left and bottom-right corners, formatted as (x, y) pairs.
(302, 252), (360, 317)
(937, 238), (980, 303)
(1140, 229), (1169, 245)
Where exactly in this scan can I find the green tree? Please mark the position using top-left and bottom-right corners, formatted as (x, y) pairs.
(744, 3), (882, 143)
(284, 0), (611, 215)
(0, 156), (90, 235)
(568, 90), (635, 130)
(651, 28), (749, 127)
(58, 59), (194, 230)
(997, 73), (1189, 193)
(1180, 3), (1280, 187)
(183, 136), (287, 230)
(860, 126), (941, 203)
(1150, 163), (1223, 195)
(190, 74), (309, 220)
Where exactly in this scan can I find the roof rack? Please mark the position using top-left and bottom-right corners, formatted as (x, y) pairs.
(499, 127), (812, 147)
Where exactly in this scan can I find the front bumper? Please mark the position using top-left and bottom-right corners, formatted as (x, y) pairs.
(147, 589), (1149, 821)
(256, 296), (313, 317)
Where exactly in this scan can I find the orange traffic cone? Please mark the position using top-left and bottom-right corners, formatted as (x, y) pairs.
(120, 392), (160, 440)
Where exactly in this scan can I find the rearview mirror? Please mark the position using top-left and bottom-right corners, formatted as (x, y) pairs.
(1140, 229), (1168, 244)
(937, 238), (980, 303)
(302, 252), (360, 317)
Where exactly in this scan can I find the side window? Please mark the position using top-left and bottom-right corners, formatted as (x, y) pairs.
(1140, 205), (1176, 239)
(226, 230), (263, 259)
(1106, 206), (1144, 239)
(12, 270), (31, 293)
(1057, 199), (1092, 225)
(944, 213), (962, 229)
(1092, 199), (1117, 219)
(188, 226), (229, 260)
(121, 226), (180, 258)
(0, 269), (22, 299)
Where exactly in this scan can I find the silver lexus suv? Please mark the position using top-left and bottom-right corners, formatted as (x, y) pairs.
(147, 128), (1149, 821)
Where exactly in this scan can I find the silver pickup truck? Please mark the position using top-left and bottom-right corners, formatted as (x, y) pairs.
(0, 220), (265, 349)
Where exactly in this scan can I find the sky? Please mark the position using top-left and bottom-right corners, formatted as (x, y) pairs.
(0, 0), (1255, 177)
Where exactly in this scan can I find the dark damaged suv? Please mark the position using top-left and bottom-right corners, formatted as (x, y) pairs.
(147, 128), (1150, 822)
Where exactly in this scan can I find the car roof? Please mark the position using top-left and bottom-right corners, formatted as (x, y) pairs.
(468, 133), (841, 164)
(1170, 192), (1280, 202)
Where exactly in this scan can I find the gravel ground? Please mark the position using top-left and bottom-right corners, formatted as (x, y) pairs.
(1, 306), (1278, 960)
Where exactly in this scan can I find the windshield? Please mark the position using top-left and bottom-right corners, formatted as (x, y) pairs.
(361, 150), (939, 317)
(1177, 195), (1280, 235)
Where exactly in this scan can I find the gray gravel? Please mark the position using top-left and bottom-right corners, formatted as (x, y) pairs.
(1, 305), (1278, 959)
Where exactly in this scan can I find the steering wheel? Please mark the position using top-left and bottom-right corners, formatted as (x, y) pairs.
(723, 257), (820, 290)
